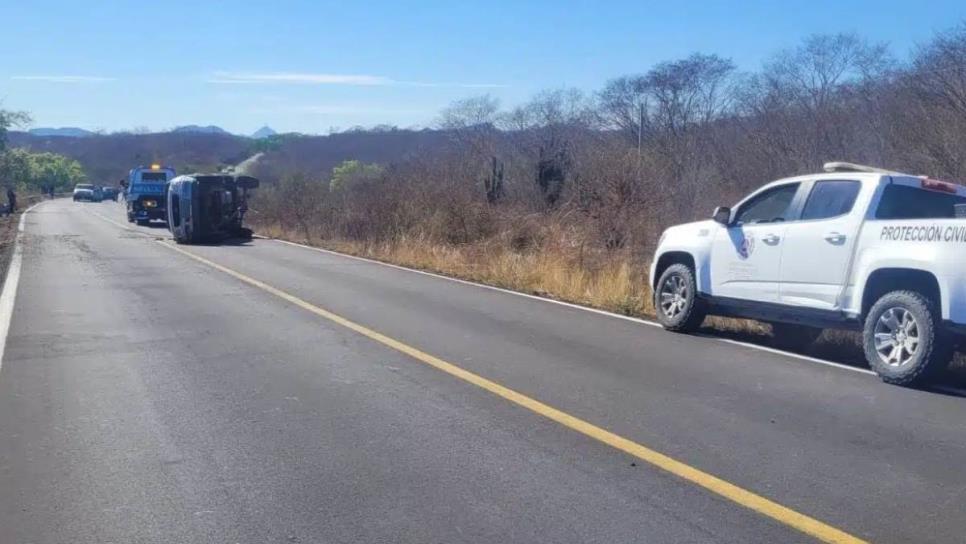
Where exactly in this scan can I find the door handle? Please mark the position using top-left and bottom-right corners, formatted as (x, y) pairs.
(762, 234), (780, 245)
(824, 232), (846, 244)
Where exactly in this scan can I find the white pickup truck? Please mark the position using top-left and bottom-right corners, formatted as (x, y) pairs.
(650, 162), (966, 386)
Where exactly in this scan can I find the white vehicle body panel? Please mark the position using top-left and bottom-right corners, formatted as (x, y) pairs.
(710, 222), (787, 303)
(849, 219), (966, 321)
(778, 179), (875, 309)
(651, 169), (966, 328)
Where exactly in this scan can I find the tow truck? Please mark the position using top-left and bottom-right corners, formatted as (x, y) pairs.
(126, 164), (175, 225)
(651, 162), (966, 386)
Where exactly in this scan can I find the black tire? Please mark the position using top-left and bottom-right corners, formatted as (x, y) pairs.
(769, 322), (823, 351)
(863, 290), (952, 386)
(654, 263), (707, 332)
(126, 213), (134, 223)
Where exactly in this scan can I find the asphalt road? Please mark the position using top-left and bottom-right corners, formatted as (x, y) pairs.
(1, 199), (965, 543)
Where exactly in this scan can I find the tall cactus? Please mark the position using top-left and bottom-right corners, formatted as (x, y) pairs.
(483, 156), (504, 204)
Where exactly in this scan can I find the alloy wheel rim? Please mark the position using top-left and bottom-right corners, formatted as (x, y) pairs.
(659, 274), (688, 319)
(873, 307), (921, 367)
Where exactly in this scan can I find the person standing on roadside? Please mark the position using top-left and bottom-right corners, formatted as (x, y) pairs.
(7, 187), (16, 215)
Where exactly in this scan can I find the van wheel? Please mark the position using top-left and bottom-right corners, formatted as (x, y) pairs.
(654, 263), (707, 333)
(863, 290), (952, 386)
(769, 322), (823, 351)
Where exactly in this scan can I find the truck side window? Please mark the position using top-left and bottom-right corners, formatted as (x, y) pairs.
(734, 183), (800, 225)
(800, 180), (860, 220)
(875, 184), (966, 219)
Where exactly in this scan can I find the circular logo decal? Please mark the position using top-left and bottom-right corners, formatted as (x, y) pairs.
(738, 233), (755, 260)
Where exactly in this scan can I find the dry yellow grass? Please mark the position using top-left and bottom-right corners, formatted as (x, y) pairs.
(258, 223), (772, 332)
(258, 224), (653, 317)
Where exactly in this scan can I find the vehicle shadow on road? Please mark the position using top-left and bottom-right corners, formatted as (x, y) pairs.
(696, 323), (966, 393)
(179, 237), (255, 247)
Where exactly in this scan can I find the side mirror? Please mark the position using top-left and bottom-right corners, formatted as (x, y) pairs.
(712, 206), (732, 226)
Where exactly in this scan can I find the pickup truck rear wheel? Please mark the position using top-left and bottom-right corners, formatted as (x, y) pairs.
(654, 263), (707, 332)
(863, 290), (952, 386)
(769, 322), (823, 351)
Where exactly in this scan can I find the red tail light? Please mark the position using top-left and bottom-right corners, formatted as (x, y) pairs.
(920, 177), (960, 194)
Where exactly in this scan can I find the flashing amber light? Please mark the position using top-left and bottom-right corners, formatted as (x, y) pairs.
(150, 163), (161, 170)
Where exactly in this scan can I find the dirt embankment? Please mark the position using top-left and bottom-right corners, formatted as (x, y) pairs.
(0, 195), (44, 291)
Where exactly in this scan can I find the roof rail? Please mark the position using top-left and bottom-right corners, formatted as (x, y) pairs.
(823, 161), (900, 174)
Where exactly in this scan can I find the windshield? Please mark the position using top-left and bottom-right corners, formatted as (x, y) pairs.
(75, 184), (93, 190)
(139, 172), (168, 182)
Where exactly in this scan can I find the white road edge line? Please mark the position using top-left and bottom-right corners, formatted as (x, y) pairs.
(41, 207), (966, 395)
(271, 238), (664, 327)
(264, 237), (878, 377)
(83, 210), (883, 379)
(87, 214), (879, 379)
(714, 338), (875, 375)
(0, 200), (45, 372)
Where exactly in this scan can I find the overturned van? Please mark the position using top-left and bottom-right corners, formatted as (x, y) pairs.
(167, 174), (259, 244)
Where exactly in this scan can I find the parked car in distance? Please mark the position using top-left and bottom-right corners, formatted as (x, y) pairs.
(73, 183), (102, 202)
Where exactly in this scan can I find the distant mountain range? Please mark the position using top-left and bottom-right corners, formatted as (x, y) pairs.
(171, 125), (232, 135)
(27, 125), (278, 138)
(29, 127), (95, 137)
(252, 126), (277, 139)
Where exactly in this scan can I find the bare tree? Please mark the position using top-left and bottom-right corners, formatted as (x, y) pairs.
(502, 89), (597, 207)
(737, 33), (890, 171)
(882, 23), (966, 178)
(598, 54), (736, 143)
(438, 94), (501, 156)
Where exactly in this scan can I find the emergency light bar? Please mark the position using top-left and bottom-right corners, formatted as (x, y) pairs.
(823, 162), (898, 174)
(825, 162), (964, 194)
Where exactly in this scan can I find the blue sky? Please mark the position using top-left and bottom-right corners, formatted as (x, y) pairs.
(2, 0), (965, 134)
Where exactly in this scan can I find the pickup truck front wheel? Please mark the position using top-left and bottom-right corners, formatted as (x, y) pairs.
(863, 290), (952, 386)
(655, 263), (707, 333)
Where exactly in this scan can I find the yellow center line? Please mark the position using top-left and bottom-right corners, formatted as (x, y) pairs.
(157, 240), (867, 544)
